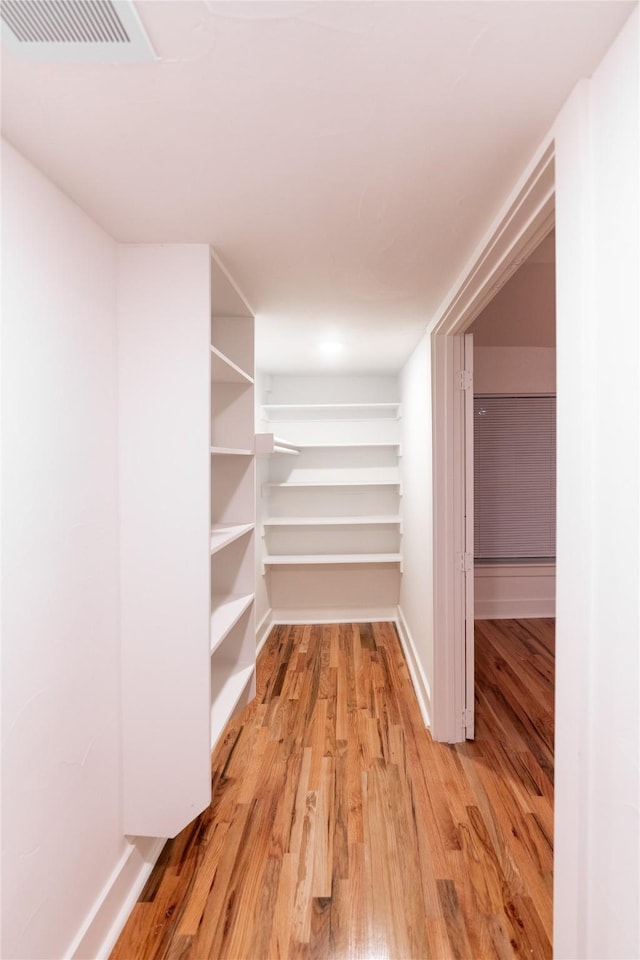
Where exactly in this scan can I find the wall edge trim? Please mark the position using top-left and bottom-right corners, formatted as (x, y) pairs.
(67, 836), (165, 960)
(269, 606), (398, 624)
(396, 606), (432, 728)
(256, 608), (274, 657)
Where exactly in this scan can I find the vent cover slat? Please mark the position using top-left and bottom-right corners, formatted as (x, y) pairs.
(47, 2), (77, 42)
(1, 0), (155, 60)
(1, 0), (130, 42)
(64, 2), (98, 42)
(3, 3), (31, 40)
(98, 1), (130, 42)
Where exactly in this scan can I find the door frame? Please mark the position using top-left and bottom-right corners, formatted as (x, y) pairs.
(429, 138), (555, 743)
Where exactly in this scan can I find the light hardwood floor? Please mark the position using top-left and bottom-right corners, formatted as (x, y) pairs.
(111, 618), (554, 959)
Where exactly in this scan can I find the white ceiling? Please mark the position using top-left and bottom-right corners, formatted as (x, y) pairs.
(1, 1), (634, 373)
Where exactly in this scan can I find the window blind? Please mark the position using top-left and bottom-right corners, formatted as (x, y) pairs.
(474, 395), (556, 562)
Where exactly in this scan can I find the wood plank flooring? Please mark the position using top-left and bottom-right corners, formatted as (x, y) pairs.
(111, 618), (554, 960)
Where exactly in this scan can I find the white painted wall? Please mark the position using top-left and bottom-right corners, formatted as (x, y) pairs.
(470, 260), (556, 347)
(553, 9), (639, 959)
(0, 141), (126, 958)
(473, 346), (556, 394)
(398, 330), (433, 717)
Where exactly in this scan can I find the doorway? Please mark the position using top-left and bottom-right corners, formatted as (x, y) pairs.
(430, 142), (554, 744)
(468, 229), (556, 624)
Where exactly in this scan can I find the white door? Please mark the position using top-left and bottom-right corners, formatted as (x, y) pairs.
(463, 333), (475, 739)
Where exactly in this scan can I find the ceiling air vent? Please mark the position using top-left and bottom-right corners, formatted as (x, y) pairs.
(0, 0), (156, 61)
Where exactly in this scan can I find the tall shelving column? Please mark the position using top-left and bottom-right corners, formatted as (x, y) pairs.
(209, 253), (256, 752)
(119, 245), (256, 841)
(119, 245), (213, 839)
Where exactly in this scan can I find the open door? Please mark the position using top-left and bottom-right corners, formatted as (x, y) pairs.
(432, 329), (475, 742)
(463, 333), (474, 738)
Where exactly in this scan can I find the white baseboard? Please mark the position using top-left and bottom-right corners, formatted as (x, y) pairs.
(256, 607), (274, 656)
(270, 605), (398, 624)
(67, 835), (165, 960)
(475, 598), (556, 619)
(474, 562), (555, 619)
(395, 607), (431, 729)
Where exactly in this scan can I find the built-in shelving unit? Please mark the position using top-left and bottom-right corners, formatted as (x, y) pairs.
(119, 244), (256, 841)
(259, 384), (403, 597)
(209, 254), (256, 754)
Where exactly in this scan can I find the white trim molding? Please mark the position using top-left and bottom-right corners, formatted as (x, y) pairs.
(256, 607), (274, 656)
(269, 606), (399, 624)
(432, 139), (555, 337)
(396, 607), (432, 728)
(67, 836), (165, 960)
(474, 562), (556, 619)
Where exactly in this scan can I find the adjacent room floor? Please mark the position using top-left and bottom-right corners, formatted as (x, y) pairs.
(111, 618), (554, 959)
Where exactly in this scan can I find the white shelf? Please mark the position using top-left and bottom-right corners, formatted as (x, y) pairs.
(262, 402), (401, 421)
(210, 592), (255, 654)
(210, 523), (254, 555)
(295, 442), (401, 450)
(210, 662), (255, 747)
(211, 446), (253, 456)
(263, 515), (402, 527)
(263, 553), (402, 566)
(265, 480), (401, 489)
(211, 346), (254, 384)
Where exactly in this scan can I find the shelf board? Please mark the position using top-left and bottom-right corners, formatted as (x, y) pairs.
(263, 553), (402, 566)
(211, 446), (253, 456)
(262, 402), (400, 421)
(265, 480), (401, 489)
(210, 593), (255, 654)
(210, 522), (254, 555)
(211, 346), (254, 385)
(294, 442), (401, 450)
(210, 662), (255, 748)
(263, 515), (402, 527)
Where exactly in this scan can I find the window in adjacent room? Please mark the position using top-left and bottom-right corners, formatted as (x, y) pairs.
(474, 394), (556, 562)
